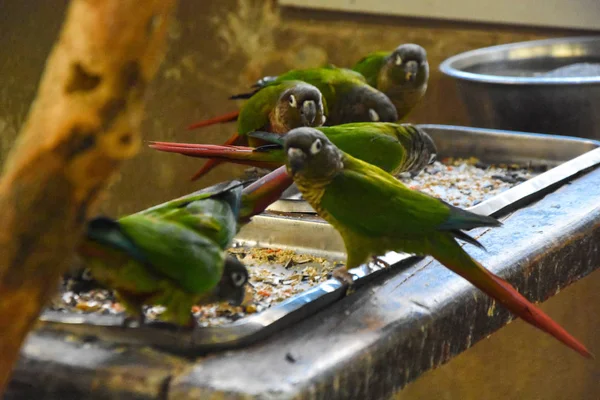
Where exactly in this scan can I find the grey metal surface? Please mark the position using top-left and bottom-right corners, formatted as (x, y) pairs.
(38, 126), (600, 354)
(439, 36), (600, 139)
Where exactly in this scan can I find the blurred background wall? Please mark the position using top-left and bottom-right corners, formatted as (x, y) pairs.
(1, 1), (598, 398)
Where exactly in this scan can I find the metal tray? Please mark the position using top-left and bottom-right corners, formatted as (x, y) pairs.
(38, 124), (600, 355)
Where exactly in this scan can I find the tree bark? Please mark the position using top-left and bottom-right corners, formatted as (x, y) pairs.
(0, 0), (177, 393)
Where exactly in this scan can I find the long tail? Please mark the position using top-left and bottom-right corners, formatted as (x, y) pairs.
(186, 110), (240, 130)
(239, 166), (293, 224)
(148, 141), (284, 170)
(191, 133), (248, 180)
(432, 234), (592, 359)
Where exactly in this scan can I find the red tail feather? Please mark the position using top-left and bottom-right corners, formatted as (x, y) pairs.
(440, 251), (592, 358)
(189, 133), (246, 181)
(186, 110), (240, 130)
(239, 166), (293, 222)
(148, 142), (281, 170)
(149, 142), (255, 154)
(483, 270), (592, 358)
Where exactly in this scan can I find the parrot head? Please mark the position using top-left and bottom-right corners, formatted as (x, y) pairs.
(208, 256), (249, 306)
(384, 44), (429, 87)
(284, 127), (343, 180)
(274, 82), (326, 130)
(328, 84), (398, 126)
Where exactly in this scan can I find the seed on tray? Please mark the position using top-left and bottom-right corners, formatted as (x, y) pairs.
(245, 304), (258, 314)
(398, 157), (540, 208)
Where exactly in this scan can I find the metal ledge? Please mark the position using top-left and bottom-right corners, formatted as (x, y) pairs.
(9, 157), (600, 399)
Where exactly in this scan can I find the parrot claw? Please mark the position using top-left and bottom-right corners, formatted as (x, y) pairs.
(332, 266), (355, 285)
(371, 256), (391, 269)
(186, 313), (199, 329)
(122, 313), (146, 328)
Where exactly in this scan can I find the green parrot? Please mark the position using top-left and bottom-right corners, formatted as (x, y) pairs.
(76, 172), (294, 326)
(149, 122), (437, 177)
(282, 127), (591, 359)
(186, 67), (398, 180)
(352, 44), (429, 120)
(233, 67), (398, 126)
(188, 66), (397, 130)
(188, 80), (327, 180)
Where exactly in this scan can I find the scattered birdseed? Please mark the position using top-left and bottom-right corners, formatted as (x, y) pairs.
(398, 157), (545, 208)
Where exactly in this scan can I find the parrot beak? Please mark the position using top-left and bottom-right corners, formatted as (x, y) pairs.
(422, 131), (438, 165)
(228, 286), (247, 306)
(301, 100), (317, 125)
(287, 147), (306, 176)
(404, 60), (419, 82)
(202, 280), (246, 307)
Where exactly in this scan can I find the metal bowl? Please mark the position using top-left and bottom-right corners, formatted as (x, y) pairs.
(440, 36), (600, 139)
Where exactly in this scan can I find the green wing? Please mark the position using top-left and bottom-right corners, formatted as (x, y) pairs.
(137, 181), (243, 219)
(132, 181), (242, 250)
(161, 197), (238, 250)
(117, 215), (225, 294)
(268, 67), (366, 106)
(237, 84), (284, 136)
(97, 180), (244, 293)
(250, 122), (419, 174)
(321, 155), (498, 239)
(320, 155), (452, 239)
(274, 67), (366, 85)
(84, 217), (149, 264)
(318, 123), (407, 173)
(351, 52), (388, 87)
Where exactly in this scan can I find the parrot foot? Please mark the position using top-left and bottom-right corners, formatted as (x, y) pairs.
(122, 313), (146, 328)
(332, 266), (355, 285)
(186, 313), (199, 329)
(371, 256), (391, 269)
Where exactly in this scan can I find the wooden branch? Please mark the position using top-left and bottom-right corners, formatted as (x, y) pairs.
(0, 0), (177, 393)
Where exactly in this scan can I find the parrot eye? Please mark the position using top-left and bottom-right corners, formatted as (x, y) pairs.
(395, 54), (403, 66)
(81, 268), (94, 281)
(231, 271), (247, 287)
(310, 139), (323, 155)
(368, 109), (380, 122)
(289, 94), (298, 108)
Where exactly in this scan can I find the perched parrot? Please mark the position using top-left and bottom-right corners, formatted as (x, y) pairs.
(187, 80), (327, 181)
(188, 67), (397, 130)
(187, 67), (399, 180)
(282, 127), (592, 359)
(149, 122), (437, 178)
(77, 171), (293, 326)
(352, 44), (429, 120)
(232, 67), (398, 125)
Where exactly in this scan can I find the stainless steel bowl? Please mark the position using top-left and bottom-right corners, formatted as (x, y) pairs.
(440, 36), (600, 139)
